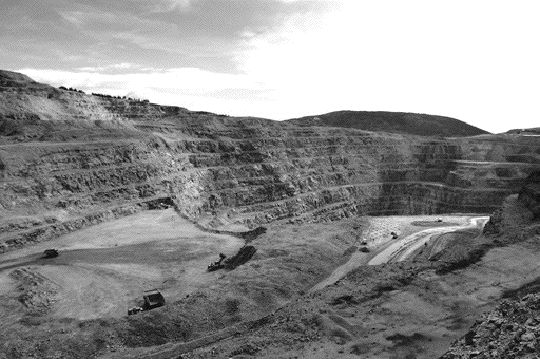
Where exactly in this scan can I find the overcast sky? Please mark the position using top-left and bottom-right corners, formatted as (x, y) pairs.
(1, 0), (539, 133)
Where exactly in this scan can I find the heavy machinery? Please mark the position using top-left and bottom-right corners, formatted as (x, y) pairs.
(127, 289), (165, 316)
(207, 253), (227, 272)
(127, 306), (143, 315)
(43, 249), (59, 258)
(142, 289), (165, 310)
(207, 246), (257, 272)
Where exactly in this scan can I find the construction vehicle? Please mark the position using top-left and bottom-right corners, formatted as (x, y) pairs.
(127, 306), (143, 315)
(207, 246), (257, 272)
(142, 289), (165, 310)
(43, 249), (59, 258)
(207, 253), (227, 272)
(128, 289), (165, 316)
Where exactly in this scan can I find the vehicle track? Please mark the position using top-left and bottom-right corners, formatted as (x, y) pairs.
(310, 215), (488, 293)
(368, 216), (489, 265)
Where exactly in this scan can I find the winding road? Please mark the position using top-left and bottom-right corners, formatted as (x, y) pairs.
(310, 216), (489, 292)
(368, 216), (489, 265)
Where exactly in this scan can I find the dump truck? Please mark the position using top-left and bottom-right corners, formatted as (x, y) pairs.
(43, 249), (59, 258)
(128, 289), (166, 315)
(142, 289), (165, 310)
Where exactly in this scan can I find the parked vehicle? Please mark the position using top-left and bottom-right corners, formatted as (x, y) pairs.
(43, 249), (59, 258)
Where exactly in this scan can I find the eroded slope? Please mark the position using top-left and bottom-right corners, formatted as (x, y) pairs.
(1, 70), (539, 252)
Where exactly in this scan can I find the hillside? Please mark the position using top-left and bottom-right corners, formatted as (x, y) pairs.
(287, 110), (489, 137)
(1, 70), (538, 251)
(0, 70), (539, 359)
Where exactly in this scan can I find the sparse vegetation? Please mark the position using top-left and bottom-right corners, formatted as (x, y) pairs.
(59, 86), (85, 94)
(91, 92), (149, 102)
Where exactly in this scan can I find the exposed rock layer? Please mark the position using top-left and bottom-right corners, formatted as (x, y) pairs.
(519, 171), (540, 219)
(1, 70), (539, 250)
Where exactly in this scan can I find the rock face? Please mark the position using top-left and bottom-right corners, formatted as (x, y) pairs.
(1, 70), (539, 250)
(518, 171), (540, 219)
(441, 294), (540, 359)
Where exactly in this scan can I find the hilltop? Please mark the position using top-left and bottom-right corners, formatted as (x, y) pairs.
(288, 110), (489, 137)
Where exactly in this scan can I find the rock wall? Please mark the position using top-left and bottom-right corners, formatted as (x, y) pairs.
(518, 171), (540, 219)
(1, 70), (539, 250)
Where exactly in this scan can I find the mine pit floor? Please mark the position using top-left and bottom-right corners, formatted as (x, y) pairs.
(0, 209), (244, 321)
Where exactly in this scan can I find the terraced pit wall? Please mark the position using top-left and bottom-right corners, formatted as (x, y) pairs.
(1, 71), (539, 250)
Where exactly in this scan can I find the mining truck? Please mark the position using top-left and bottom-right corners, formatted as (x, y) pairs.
(142, 289), (166, 310)
(43, 249), (59, 258)
(128, 289), (166, 315)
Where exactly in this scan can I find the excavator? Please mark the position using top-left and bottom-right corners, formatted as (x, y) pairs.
(207, 253), (227, 271)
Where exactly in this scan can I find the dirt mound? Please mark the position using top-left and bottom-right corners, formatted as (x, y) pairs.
(10, 267), (58, 315)
(224, 245), (257, 270)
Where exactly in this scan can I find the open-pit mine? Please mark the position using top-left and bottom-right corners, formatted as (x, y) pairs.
(0, 70), (539, 359)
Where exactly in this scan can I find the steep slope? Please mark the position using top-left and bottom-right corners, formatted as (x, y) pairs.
(518, 171), (540, 219)
(440, 180), (540, 359)
(1, 71), (539, 252)
(287, 110), (489, 137)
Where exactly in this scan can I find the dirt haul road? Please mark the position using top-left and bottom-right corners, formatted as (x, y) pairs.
(311, 215), (488, 292)
(368, 216), (489, 265)
(0, 209), (244, 321)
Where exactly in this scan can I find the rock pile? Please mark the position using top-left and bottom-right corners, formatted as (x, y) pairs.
(441, 294), (540, 359)
(10, 267), (58, 315)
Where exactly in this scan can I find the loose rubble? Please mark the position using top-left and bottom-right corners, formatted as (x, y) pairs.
(441, 294), (540, 359)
